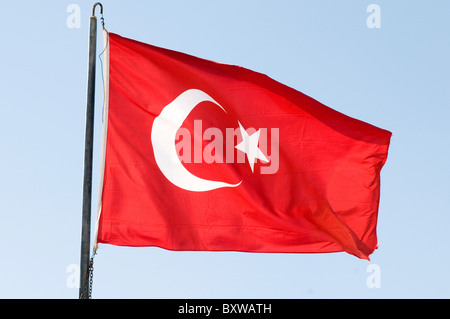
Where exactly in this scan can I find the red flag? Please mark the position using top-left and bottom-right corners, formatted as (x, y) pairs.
(94, 32), (391, 260)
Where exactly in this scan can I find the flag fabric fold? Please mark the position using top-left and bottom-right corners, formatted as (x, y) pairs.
(94, 32), (391, 260)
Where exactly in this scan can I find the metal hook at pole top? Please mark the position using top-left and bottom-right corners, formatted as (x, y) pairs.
(92, 2), (105, 30)
(92, 2), (103, 16)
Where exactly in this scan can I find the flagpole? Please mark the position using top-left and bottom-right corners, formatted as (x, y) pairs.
(79, 2), (102, 299)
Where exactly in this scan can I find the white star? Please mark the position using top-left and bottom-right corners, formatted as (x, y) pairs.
(235, 122), (269, 172)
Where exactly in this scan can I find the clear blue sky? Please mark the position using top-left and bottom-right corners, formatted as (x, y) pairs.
(1, 0), (449, 298)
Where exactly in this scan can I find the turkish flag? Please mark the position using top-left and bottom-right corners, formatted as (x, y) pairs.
(94, 32), (391, 260)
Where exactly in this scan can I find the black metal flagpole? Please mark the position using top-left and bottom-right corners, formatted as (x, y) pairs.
(79, 2), (103, 299)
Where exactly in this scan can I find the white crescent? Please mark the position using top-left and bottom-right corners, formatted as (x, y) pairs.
(151, 89), (242, 192)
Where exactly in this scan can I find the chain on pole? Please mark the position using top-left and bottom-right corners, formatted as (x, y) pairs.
(79, 251), (96, 299)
